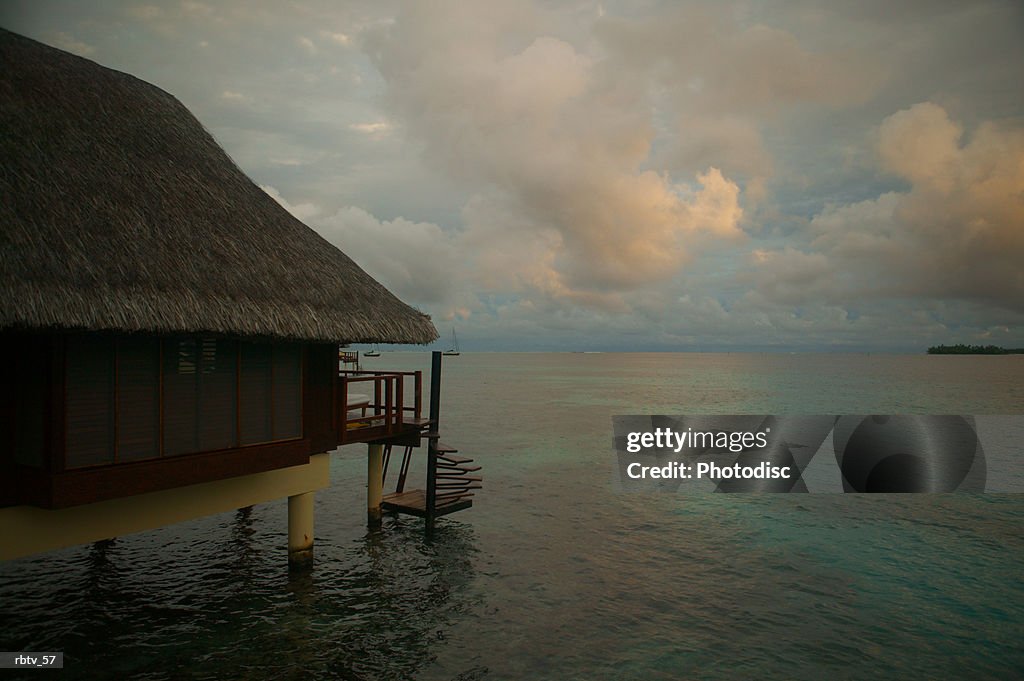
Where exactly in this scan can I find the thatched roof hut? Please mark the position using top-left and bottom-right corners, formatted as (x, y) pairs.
(0, 28), (437, 345)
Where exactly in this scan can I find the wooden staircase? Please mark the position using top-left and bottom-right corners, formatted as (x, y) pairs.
(366, 351), (478, 525)
(380, 422), (481, 520)
(433, 443), (482, 508)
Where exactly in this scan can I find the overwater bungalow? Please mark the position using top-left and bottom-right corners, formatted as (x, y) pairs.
(0, 29), (478, 566)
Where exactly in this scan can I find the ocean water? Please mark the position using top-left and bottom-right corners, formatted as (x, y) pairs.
(2, 353), (1023, 680)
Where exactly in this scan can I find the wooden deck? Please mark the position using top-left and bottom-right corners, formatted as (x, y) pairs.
(381, 489), (473, 518)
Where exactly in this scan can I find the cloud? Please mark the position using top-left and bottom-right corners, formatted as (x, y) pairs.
(747, 248), (834, 304)
(8, 0), (1020, 349)
(47, 31), (95, 56)
(125, 5), (163, 21)
(596, 10), (878, 113)
(348, 121), (391, 137)
(664, 115), (774, 191)
(261, 185), (320, 222)
(367, 2), (747, 304)
(180, 1), (214, 19)
(594, 4), (883, 196)
(260, 187), (460, 310)
(754, 103), (1024, 311)
(877, 102), (962, 192)
(310, 206), (460, 310)
(321, 30), (351, 46)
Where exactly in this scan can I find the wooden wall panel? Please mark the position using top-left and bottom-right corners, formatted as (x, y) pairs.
(3, 332), (328, 509)
(304, 343), (337, 453)
(48, 439), (312, 508)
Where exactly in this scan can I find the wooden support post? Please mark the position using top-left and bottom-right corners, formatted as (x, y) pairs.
(288, 491), (314, 569)
(367, 442), (384, 528)
(426, 351), (442, 526)
(429, 351), (443, 425)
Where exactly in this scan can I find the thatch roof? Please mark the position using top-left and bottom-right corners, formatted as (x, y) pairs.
(0, 29), (437, 344)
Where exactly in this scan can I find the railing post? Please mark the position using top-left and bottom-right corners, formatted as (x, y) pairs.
(374, 377), (381, 419)
(338, 374), (349, 445)
(385, 376), (393, 435)
(414, 371), (422, 421)
(396, 374), (404, 427)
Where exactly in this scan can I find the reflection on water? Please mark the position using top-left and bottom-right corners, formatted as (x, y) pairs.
(2, 353), (1023, 680)
(1, 509), (481, 680)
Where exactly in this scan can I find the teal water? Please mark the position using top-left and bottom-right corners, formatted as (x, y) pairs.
(2, 353), (1023, 679)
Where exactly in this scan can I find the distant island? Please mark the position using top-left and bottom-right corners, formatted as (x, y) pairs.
(927, 344), (1024, 355)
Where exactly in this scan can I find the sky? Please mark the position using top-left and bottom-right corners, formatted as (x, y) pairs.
(3, 1), (1023, 351)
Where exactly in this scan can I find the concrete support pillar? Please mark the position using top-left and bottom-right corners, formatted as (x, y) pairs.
(0, 453), (330, 563)
(367, 443), (384, 528)
(288, 491), (315, 568)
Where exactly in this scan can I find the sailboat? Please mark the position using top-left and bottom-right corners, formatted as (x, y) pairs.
(443, 328), (460, 356)
(364, 344), (381, 357)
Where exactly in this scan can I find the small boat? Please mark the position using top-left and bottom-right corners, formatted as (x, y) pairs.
(364, 344), (381, 357)
(443, 328), (460, 356)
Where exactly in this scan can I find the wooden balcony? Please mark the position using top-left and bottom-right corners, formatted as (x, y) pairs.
(336, 369), (429, 446)
(338, 352), (481, 524)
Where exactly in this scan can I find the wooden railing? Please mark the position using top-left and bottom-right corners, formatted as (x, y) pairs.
(336, 370), (423, 445)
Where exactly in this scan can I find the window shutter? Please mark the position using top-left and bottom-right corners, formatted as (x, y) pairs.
(65, 336), (115, 468)
(10, 338), (47, 468)
(198, 338), (237, 451)
(239, 341), (272, 445)
(116, 336), (160, 461)
(163, 337), (199, 456)
(272, 344), (302, 440)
